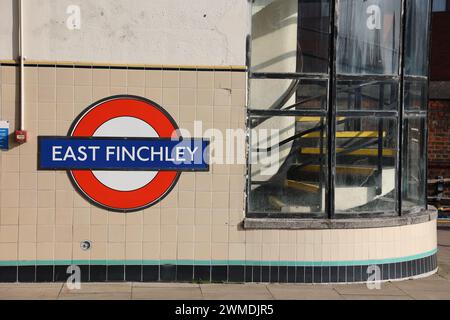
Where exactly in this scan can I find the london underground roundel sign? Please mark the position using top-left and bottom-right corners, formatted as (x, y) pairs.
(38, 95), (209, 212)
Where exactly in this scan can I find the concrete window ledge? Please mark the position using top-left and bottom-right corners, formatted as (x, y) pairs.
(243, 207), (438, 230)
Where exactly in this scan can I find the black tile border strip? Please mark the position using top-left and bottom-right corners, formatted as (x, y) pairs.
(36, 266), (54, 282)
(0, 266), (17, 283)
(143, 265), (159, 282)
(125, 265), (143, 282)
(17, 266), (36, 283)
(0, 254), (438, 284)
(0, 62), (247, 72)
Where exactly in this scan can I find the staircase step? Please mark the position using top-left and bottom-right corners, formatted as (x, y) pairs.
(268, 196), (286, 210)
(300, 147), (395, 157)
(302, 131), (386, 139)
(299, 165), (376, 176)
(296, 116), (346, 122)
(285, 180), (320, 193)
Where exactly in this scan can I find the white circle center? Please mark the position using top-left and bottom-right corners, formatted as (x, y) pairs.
(92, 117), (158, 192)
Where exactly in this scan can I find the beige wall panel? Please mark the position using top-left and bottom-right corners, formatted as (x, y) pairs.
(0, 66), (437, 268)
(0, 0), (249, 66)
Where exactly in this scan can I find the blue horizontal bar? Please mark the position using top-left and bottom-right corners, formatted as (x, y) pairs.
(38, 137), (209, 171)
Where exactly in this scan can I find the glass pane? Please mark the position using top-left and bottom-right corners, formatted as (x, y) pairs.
(334, 117), (397, 214)
(405, 0), (431, 76)
(251, 0), (299, 73)
(404, 79), (428, 111)
(336, 0), (402, 75)
(298, 0), (331, 73)
(251, 0), (331, 74)
(248, 115), (327, 216)
(249, 78), (328, 110)
(336, 80), (399, 111)
(402, 116), (427, 212)
(432, 0), (447, 12)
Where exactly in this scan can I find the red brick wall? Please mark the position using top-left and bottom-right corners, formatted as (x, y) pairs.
(428, 100), (450, 197)
(431, 12), (450, 81)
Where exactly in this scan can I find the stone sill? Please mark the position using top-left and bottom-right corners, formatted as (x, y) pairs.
(244, 207), (438, 230)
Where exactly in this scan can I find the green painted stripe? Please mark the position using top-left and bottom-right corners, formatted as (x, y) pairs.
(0, 249), (437, 268)
(35, 260), (55, 266)
(142, 260), (159, 266)
(190, 260), (211, 266)
(160, 260), (180, 265)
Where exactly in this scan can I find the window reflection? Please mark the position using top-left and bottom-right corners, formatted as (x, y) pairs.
(405, 0), (431, 76)
(336, 0), (401, 75)
(404, 79), (428, 111)
(432, 0), (448, 12)
(251, 0), (331, 74)
(298, 0), (331, 73)
(402, 117), (427, 211)
(336, 80), (398, 111)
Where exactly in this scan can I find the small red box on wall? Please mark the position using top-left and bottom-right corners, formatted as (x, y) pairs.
(14, 130), (27, 144)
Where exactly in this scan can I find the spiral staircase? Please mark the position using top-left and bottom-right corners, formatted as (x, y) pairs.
(249, 0), (397, 214)
(250, 112), (397, 214)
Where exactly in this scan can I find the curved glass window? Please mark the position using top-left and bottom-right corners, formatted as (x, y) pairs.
(247, 0), (432, 219)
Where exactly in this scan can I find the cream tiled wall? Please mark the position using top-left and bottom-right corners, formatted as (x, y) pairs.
(0, 64), (437, 265)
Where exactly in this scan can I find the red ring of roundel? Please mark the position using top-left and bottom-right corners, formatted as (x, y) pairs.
(69, 96), (180, 212)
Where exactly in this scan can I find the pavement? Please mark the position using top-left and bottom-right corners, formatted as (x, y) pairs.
(1, 229), (450, 300)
